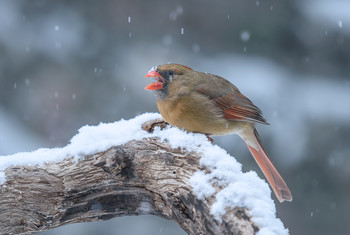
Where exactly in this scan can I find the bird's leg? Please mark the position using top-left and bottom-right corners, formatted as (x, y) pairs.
(205, 134), (214, 143)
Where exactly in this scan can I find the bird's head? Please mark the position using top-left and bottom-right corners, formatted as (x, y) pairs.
(144, 63), (192, 99)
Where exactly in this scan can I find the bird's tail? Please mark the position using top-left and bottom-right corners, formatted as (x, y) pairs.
(243, 128), (292, 203)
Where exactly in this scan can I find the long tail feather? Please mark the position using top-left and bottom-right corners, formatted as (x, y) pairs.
(245, 129), (292, 202)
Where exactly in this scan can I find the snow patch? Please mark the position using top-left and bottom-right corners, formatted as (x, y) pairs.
(188, 140), (288, 235)
(0, 113), (160, 178)
(148, 66), (157, 73)
(0, 113), (288, 234)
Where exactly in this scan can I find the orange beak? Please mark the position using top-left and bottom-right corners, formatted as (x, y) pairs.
(144, 70), (164, 90)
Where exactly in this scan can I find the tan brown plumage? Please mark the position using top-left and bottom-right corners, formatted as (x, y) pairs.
(145, 63), (292, 202)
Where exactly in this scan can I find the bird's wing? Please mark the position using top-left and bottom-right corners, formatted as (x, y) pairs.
(195, 75), (268, 125)
(214, 92), (268, 124)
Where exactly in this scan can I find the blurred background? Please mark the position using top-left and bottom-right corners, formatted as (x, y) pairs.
(0, 0), (349, 234)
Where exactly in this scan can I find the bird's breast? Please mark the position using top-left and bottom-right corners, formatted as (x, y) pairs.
(156, 99), (184, 127)
(156, 95), (246, 136)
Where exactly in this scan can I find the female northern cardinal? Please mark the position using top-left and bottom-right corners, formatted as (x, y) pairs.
(144, 63), (292, 202)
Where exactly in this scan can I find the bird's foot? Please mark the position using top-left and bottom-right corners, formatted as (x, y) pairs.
(142, 118), (169, 133)
(205, 134), (214, 143)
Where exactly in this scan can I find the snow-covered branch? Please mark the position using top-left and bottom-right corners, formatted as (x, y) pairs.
(0, 114), (288, 235)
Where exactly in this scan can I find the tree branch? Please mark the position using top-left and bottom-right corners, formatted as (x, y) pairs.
(0, 119), (260, 235)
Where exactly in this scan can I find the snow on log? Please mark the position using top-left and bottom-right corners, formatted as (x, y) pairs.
(0, 113), (288, 235)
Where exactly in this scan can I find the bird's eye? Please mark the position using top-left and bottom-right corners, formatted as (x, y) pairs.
(167, 70), (175, 76)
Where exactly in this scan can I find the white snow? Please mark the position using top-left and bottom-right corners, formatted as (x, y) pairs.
(0, 112), (160, 182)
(240, 30), (251, 42)
(189, 140), (288, 235)
(148, 66), (157, 73)
(338, 20), (343, 28)
(0, 113), (288, 234)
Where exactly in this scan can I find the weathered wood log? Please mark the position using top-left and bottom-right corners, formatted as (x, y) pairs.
(0, 120), (259, 235)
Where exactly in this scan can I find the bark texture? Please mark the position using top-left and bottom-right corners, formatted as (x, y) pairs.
(0, 119), (259, 235)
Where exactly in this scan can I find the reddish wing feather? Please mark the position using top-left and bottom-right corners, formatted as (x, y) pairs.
(195, 77), (267, 125)
(214, 93), (268, 125)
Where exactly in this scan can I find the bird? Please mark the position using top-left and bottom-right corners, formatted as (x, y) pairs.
(144, 63), (292, 203)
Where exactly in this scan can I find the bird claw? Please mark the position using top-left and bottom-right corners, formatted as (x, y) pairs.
(142, 118), (169, 133)
(205, 134), (214, 143)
